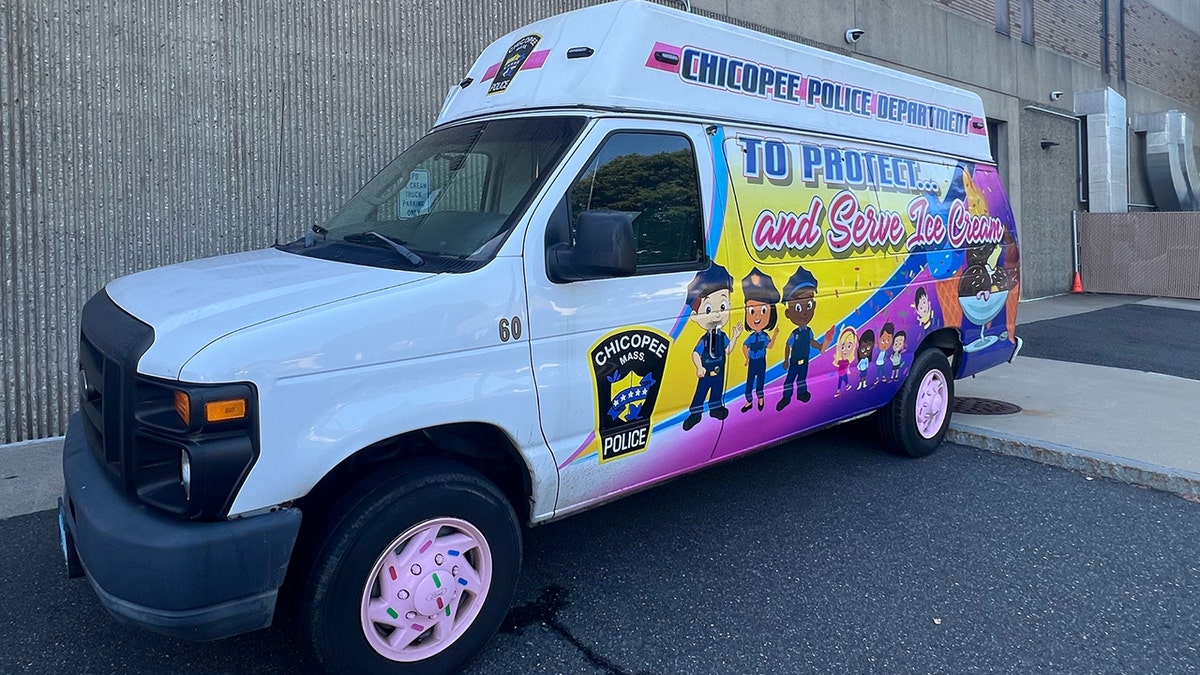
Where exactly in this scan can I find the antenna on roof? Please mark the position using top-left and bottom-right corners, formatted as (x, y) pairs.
(662, 0), (692, 12)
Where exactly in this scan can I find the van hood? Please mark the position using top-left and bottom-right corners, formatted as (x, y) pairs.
(106, 248), (428, 379)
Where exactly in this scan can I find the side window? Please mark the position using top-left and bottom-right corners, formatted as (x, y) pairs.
(569, 132), (705, 271)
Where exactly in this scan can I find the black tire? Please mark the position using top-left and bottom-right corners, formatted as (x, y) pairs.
(876, 348), (954, 458)
(299, 459), (522, 675)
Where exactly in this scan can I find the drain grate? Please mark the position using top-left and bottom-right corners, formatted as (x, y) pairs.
(954, 396), (1022, 415)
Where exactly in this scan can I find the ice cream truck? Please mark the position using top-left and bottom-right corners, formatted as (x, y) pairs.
(58, 1), (1021, 672)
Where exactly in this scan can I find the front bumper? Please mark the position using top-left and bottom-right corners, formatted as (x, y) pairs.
(60, 414), (302, 640)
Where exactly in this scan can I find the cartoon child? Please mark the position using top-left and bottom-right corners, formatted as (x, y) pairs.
(833, 326), (857, 397)
(875, 322), (894, 384)
(740, 267), (780, 413)
(684, 263), (742, 431)
(856, 329), (875, 390)
(915, 287), (934, 330)
(890, 330), (908, 381)
(777, 265), (833, 410)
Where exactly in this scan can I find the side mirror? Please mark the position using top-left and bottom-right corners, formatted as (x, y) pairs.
(548, 209), (636, 282)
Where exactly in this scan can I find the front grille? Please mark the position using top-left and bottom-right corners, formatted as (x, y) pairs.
(78, 333), (117, 478)
(78, 290), (155, 492)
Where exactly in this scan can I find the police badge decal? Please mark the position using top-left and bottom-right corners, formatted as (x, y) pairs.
(589, 328), (671, 461)
(488, 34), (542, 95)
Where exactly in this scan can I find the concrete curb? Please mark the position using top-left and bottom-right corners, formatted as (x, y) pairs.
(947, 423), (1200, 499)
(0, 437), (64, 520)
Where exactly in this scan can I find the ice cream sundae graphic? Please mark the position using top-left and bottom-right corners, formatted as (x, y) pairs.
(958, 244), (1010, 352)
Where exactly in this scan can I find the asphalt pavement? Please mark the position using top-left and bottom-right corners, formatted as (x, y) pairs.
(2, 429), (1198, 674)
(1014, 301), (1198, 379)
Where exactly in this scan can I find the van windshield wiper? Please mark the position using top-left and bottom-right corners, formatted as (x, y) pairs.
(343, 231), (424, 266)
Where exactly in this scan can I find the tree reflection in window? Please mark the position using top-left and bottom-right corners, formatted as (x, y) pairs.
(570, 133), (704, 269)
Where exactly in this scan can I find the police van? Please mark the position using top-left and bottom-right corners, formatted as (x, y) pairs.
(59, 1), (1022, 672)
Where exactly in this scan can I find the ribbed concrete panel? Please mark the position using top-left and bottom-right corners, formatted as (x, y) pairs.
(0, 0), (598, 443)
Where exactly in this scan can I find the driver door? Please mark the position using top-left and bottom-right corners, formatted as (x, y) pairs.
(523, 118), (730, 514)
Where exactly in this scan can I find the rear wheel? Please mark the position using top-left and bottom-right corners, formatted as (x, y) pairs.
(877, 348), (954, 457)
(300, 460), (521, 675)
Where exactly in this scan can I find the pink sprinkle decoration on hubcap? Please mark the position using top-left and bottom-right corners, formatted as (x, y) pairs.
(915, 369), (948, 439)
(359, 518), (493, 663)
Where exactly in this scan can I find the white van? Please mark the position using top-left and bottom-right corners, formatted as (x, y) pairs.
(59, 2), (1021, 673)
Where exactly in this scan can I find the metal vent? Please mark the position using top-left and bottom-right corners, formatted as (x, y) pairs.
(953, 397), (1022, 415)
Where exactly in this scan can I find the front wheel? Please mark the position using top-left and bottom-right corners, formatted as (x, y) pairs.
(876, 348), (954, 457)
(301, 460), (522, 675)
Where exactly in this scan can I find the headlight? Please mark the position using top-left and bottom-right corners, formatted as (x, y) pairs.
(133, 378), (259, 520)
(180, 449), (192, 500)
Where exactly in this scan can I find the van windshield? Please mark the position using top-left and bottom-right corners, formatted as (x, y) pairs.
(283, 116), (586, 272)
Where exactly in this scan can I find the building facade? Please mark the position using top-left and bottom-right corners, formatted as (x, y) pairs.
(2, 0), (1198, 443)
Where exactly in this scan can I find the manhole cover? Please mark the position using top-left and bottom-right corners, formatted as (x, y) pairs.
(954, 396), (1022, 415)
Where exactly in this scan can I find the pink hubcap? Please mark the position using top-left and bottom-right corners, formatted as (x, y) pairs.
(360, 517), (492, 662)
(915, 369), (949, 439)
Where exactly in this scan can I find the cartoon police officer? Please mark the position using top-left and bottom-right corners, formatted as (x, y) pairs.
(777, 265), (833, 409)
(740, 267), (780, 413)
(684, 263), (742, 431)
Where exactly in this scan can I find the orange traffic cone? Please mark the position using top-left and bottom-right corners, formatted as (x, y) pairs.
(1070, 270), (1084, 293)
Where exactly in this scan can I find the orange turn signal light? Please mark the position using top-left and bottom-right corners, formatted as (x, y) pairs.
(174, 391), (191, 426)
(205, 398), (247, 423)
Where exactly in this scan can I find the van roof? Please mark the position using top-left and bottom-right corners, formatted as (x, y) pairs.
(436, 0), (993, 163)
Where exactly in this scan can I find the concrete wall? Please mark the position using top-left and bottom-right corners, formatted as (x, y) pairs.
(1146, 0), (1200, 32)
(1018, 107), (1083, 298)
(3, 0), (1199, 443)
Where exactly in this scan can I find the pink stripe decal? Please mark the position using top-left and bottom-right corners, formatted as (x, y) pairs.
(558, 431), (597, 469)
(483, 49), (550, 81)
(644, 42), (682, 73)
(522, 49), (550, 70)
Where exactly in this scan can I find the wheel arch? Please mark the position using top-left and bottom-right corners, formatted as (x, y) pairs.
(917, 327), (964, 377)
(296, 422), (534, 527)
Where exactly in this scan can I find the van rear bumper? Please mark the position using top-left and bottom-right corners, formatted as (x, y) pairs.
(958, 336), (1020, 378)
(1010, 336), (1024, 361)
(60, 414), (302, 641)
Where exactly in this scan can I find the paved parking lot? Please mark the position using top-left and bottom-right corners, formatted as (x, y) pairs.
(3, 426), (1197, 674)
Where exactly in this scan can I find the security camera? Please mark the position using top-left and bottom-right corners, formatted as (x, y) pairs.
(845, 28), (866, 44)
(1050, 90), (1064, 101)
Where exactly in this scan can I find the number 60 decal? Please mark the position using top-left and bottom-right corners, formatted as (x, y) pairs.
(498, 316), (523, 342)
